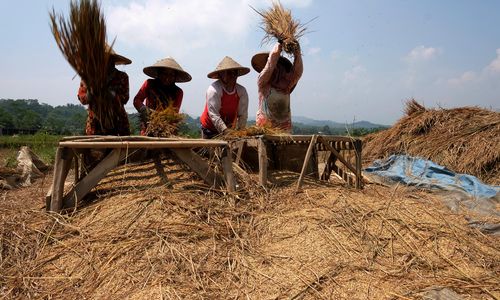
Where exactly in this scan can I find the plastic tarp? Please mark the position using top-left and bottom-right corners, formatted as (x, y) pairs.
(365, 154), (500, 235)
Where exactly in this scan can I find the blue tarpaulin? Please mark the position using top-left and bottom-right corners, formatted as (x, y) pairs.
(365, 154), (499, 199)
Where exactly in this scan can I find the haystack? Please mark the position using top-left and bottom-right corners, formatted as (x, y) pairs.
(363, 99), (500, 184)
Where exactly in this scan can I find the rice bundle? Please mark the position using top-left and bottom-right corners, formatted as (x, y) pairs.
(145, 104), (184, 137)
(252, 0), (307, 54)
(363, 99), (500, 184)
(49, 0), (117, 131)
(221, 125), (287, 139)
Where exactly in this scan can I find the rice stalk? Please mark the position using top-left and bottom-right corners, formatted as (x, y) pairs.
(49, 0), (117, 132)
(251, 0), (307, 54)
(145, 103), (185, 137)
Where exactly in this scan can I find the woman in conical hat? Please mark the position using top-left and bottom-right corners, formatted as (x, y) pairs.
(77, 46), (132, 136)
(133, 57), (192, 135)
(200, 56), (250, 139)
(252, 41), (303, 133)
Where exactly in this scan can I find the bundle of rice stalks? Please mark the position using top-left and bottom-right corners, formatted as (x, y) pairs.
(252, 0), (307, 54)
(404, 98), (426, 116)
(363, 99), (500, 184)
(220, 125), (287, 139)
(145, 104), (184, 137)
(49, 0), (117, 131)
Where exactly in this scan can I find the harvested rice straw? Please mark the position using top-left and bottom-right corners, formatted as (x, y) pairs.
(145, 103), (185, 137)
(49, 0), (117, 131)
(252, 0), (308, 54)
(219, 125), (287, 139)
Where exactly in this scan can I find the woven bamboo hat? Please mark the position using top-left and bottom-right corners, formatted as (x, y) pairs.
(106, 45), (132, 65)
(251, 52), (292, 73)
(143, 57), (192, 82)
(207, 56), (250, 79)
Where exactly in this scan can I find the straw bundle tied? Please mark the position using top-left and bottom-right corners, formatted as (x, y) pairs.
(1, 162), (499, 298)
(252, 0), (308, 54)
(49, 0), (117, 131)
(363, 99), (500, 184)
(145, 104), (184, 137)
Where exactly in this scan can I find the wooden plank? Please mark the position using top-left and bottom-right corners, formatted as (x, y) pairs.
(220, 146), (236, 192)
(296, 135), (318, 191)
(172, 148), (223, 188)
(354, 139), (363, 189)
(317, 136), (358, 175)
(258, 138), (268, 187)
(62, 149), (122, 209)
(59, 140), (228, 149)
(49, 148), (74, 212)
(321, 153), (337, 181)
(263, 135), (357, 143)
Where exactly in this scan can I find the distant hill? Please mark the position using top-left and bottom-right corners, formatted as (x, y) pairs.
(292, 116), (387, 129)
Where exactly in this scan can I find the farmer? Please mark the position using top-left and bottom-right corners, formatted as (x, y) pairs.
(252, 41), (303, 132)
(77, 47), (131, 136)
(133, 57), (192, 135)
(200, 56), (250, 139)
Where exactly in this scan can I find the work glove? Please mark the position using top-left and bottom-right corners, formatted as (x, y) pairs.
(139, 106), (153, 124)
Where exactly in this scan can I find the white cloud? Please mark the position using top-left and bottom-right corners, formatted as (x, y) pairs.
(486, 48), (500, 73)
(107, 0), (260, 54)
(447, 71), (477, 86)
(330, 51), (339, 61)
(342, 65), (366, 84)
(445, 48), (500, 86)
(404, 45), (441, 63)
(281, 0), (313, 8)
(307, 47), (321, 55)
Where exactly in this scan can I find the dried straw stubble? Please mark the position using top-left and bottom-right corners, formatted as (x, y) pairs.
(1, 164), (498, 299)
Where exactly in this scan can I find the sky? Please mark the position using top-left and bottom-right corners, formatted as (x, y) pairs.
(1, 0), (499, 125)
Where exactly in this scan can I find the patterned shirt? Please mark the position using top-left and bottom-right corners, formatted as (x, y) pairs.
(77, 68), (130, 135)
(256, 43), (303, 132)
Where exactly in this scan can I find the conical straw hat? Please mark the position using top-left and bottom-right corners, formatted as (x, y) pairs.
(143, 57), (192, 82)
(207, 56), (250, 79)
(106, 45), (132, 65)
(251, 52), (292, 72)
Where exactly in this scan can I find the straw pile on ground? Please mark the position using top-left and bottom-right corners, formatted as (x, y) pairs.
(252, 0), (307, 54)
(1, 159), (499, 299)
(49, 0), (118, 131)
(363, 99), (500, 185)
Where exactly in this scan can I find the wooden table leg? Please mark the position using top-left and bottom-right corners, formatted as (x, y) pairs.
(172, 148), (223, 188)
(296, 135), (318, 191)
(63, 148), (122, 209)
(258, 138), (268, 187)
(220, 146), (235, 192)
(49, 147), (73, 212)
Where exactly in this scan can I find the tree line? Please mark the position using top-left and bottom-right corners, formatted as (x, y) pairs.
(0, 99), (385, 137)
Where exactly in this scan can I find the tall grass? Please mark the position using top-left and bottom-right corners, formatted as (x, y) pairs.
(0, 133), (61, 166)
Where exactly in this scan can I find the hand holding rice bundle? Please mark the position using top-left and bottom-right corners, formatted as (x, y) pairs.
(252, 0), (307, 54)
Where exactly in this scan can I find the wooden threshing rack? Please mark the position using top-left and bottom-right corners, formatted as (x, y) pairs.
(47, 136), (235, 212)
(229, 135), (363, 190)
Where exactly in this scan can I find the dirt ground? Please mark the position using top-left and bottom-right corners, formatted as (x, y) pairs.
(1, 158), (499, 299)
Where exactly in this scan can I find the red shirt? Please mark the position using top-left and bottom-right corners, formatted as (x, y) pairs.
(133, 79), (183, 135)
(200, 87), (240, 133)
